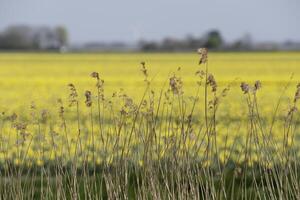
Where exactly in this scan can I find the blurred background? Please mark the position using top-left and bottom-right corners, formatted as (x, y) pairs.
(0, 0), (299, 52)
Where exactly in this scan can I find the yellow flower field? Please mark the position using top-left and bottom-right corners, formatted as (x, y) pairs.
(0, 52), (299, 164)
(0, 52), (299, 109)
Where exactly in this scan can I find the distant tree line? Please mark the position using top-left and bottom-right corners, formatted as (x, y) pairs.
(0, 25), (68, 51)
(1, 25), (298, 52)
(138, 30), (254, 52)
(138, 30), (300, 52)
(138, 30), (223, 52)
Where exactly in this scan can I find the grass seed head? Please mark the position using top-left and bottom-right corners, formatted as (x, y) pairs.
(57, 99), (65, 119)
(195, 70), (205, 78)
(197, 48), (208, 64)
(221, 87), (230, 97)
(207, 74), (217, 92)
(68, 83), (78, 107)
(140, 61), (148, 77)
(254, 80), (262, 91)
(294, 83), (300, 103)
(85, 90), (92, 107)
(169, 75), (183, 95)
(91, 72), (99, 80)
(140, 61), (150, 85)
(241, 82), (250, 94)
(91, 72), (105, 100)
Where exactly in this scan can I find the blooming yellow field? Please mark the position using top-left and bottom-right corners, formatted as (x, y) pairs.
(0, 52), (299, 164)
(0, 52), (299, 123)
(0, 52), (299, 109)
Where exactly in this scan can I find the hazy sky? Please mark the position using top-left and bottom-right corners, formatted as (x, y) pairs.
(0, 0), (299, 44)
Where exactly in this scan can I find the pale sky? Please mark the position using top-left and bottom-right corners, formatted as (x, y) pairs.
(0, 0), (299, 44)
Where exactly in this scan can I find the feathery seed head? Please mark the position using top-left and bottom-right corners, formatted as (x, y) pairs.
(85, 90), (92, 107)
(57, 99), (65, 119)
(197, 48), (208, 64)
(254, 80), (262, 91)
(207, 74), (217, 92)
(91, 72), (99, 80)
(140, 61), (150, 85)
(241, 82), (250, 94)
(68, 83), (78, 107)
(91, 72), (105, 100)
(169, 75), (183, 95)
